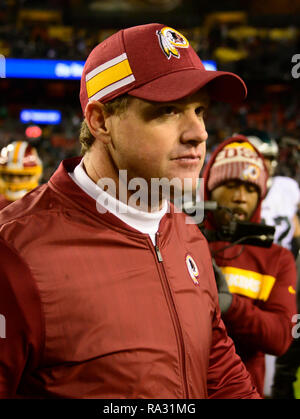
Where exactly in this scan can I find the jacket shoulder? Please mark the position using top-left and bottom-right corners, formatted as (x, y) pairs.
(0, 183), (59, 228)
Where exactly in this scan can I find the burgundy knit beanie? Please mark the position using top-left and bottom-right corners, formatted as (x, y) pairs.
(207, 140), (267, 196)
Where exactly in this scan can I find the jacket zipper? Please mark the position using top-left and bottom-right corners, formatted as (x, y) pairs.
(153, 232), (189, 399)
(155, 244), (163, 262)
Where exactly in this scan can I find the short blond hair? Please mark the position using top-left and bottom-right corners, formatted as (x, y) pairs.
(79, 94), (132, 155)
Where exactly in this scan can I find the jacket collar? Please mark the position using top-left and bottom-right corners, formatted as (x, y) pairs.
(48, 157), (174, 237)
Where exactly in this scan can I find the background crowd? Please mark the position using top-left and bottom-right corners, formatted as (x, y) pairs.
(0, 0), (299, 184)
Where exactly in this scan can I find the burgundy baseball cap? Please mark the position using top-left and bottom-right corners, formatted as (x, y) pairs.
(80, 23), (247, 114)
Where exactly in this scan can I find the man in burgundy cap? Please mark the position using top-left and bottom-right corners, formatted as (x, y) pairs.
(0, 23), (260, 399)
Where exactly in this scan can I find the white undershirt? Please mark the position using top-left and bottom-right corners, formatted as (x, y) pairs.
(69, 159), (168, 245)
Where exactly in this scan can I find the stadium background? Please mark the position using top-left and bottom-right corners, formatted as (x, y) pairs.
(0, 0), (299, 397)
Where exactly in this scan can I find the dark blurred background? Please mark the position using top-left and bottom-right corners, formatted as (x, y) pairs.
(0, 0), (300, 183)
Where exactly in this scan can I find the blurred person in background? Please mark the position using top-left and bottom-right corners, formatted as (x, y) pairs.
(0, 23), (260, 399)
(243, 129), (300, 258)
(202, 135), (297, 397)
(242, 129), (300, 398)
(0, 141), (43, 209)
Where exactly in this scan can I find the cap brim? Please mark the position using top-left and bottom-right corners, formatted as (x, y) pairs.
(128, 69), (247, 104)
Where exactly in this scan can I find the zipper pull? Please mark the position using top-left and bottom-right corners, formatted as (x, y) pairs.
(155, 245), (163, 262)
(155, 232), (163, 262)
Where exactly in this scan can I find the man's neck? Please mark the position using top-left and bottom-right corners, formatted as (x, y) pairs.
(83, 154), (165, 213)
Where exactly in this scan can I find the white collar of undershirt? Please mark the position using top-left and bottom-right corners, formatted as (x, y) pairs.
(69, 159), (168, 245)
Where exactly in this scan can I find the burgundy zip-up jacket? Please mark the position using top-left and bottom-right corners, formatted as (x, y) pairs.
(0, 157), (260, 398)
(0, 195), (11, 210)
(202, 137), (297, 397)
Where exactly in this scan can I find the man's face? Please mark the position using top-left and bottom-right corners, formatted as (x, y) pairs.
(105, 90), (209, 196)
(210, 180), (259, 227)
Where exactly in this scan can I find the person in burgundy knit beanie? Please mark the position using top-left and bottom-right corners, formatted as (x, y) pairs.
(207, 135), (268, 198)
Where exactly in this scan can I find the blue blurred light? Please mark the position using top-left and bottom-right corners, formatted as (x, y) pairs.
(203, 60), (217, 71)
(5, 58), (217, 79)
(6, 58), (84, 79)
(20, 109), (62, 124)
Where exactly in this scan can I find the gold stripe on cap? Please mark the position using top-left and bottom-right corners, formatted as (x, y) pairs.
(86, 59), (133, 99)
(224, 142), (255, 151)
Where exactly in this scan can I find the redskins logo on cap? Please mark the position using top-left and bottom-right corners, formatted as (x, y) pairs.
(186, 254), (199, 285)
(242, 164), (260, 181)
(157, 26), (189, 59)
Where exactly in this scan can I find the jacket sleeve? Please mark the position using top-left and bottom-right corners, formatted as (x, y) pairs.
(222, 248), (297, 355)
(0, 239), (44, 398)
(207, 306), (261, 399)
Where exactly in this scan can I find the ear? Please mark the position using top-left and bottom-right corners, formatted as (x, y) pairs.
(85, 100), (111, 144)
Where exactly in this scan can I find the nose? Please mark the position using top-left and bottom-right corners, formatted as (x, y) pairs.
(232, 185), (247, 203)
(180, 112), (208, 145)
